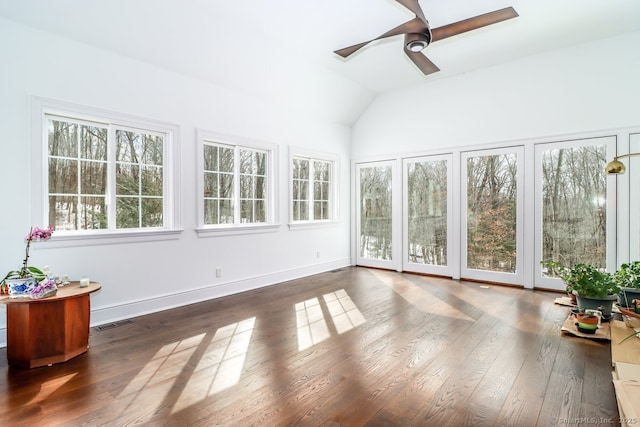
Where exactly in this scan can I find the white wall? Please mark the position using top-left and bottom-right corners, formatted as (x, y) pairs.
(352, 31), (640, 157)
(0, 18), (352, 345)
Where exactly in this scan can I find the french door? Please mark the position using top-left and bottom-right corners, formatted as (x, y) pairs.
(535, 136), (617, 290)
(355, 161), (399, 270)
(461, 147), (524, 285)
(402, 155), (453, 276)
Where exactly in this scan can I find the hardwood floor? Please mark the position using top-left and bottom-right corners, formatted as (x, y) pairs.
(0, 267), (619, 426)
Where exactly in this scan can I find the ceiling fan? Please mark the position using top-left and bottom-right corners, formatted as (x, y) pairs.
(334, 1), (518, 75)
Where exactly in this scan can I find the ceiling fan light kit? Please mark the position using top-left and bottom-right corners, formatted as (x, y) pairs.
(405, 32), (430, 52)
(334, 1), (518, 76)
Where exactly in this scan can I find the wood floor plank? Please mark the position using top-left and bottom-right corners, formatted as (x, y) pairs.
(0, 267), (618, 426)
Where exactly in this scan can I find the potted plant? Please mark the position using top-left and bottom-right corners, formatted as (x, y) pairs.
(575, 311), (600, 334)
(541, 260), (576, 304)
(613, 261), (640, 308)
(562, 263), (620, 318)
(1, 226), (54, 297)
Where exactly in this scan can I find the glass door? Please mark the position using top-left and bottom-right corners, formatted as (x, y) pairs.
(535, 136), (616, 290)
(355, 161), (398, 270)
(403, 154), (452, 276)
(461, 147), (524, 285)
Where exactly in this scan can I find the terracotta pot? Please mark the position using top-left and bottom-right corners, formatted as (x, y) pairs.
(576, 313), (599, 330)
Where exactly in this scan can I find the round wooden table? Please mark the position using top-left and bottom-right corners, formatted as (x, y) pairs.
(0, 281), (101, 368)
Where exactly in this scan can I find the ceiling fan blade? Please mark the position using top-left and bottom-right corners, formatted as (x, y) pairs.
(334, 17), (427, 58)
(405, 49), (440, 75)
(431, 7), (518, 42)
(394, 0), (428, 24)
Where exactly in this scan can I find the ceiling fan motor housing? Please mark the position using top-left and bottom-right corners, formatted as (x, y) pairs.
(405, 31), (431, 52)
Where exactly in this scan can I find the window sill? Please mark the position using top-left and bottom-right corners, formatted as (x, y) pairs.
(288, 220), (341, 231)
(34, 229), (184, 249)
(196, 223), (281, 238)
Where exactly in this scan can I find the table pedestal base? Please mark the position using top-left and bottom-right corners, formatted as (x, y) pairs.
(6, 294), (90, 368)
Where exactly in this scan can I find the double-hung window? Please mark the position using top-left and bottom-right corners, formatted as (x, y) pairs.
(33, 98), (180, 244)
(290, 149), (338, 225)
(198, 131), (278, 235)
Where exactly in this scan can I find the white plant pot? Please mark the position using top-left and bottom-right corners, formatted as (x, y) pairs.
(5, 277), (38, 297)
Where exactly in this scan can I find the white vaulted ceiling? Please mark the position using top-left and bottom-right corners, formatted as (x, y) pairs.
(1, 0), (640, 125)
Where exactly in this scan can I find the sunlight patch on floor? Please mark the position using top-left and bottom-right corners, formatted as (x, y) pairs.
(296, 297), (331, 351)
(323, 289), (366, 334)
(117, 332), (206, 422)
(368, 269), (475, 322)
(28, 372), (77, 404)
(171, 317), (256, 414)
(296, 290), (367, 351)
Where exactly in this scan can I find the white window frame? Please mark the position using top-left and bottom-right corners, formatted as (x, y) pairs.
(288, 147), (339, 229)
(31, 97), (182, 247)
(196, 130), (279, 237)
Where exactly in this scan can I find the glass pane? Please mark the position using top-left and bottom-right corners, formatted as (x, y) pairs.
(116, 164), (138, 195)
(141, 165), (163, 196)
(240, 175), (253, 198)
(219, 199), (234, 223)
(49, 158), (78, 194)
(219, 147), (234, 173)
(79, 196), (107, 229)
(407, 160), (448, 266)
(48, 119), (78, 157)
(49, 195), (78, 231)
(542, 145), (607, 270)
(314, 201), (328, 220)
(140, 135), (163, 165)
(80, 125), (107, 161)
(116, 197), (140, 229)
(220, 173), (234, 198)
(466, 154), (517, 272)
(240, 149), (255, 174)
(294, 200), (309, 221)
(359, 165), (393, 260)
(255, 200), (266, 222)
(204, 199), (219, 225)
(314, 161), (329, 181)
(141, 198), (163, 227)
(240, 200), (254, 223)
(116, 130), (139, 163)
(80, 161), (106, 195)
(255, 176), (265, 200)
(203, 144), (218, 171)
(255, 151), (266, 175)
(295, 158), (309, 180)
(204, 172), (219, 198)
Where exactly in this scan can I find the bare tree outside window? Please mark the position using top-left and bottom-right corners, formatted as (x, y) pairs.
(48, 119), (108, 230)
(359, 165), (392, 260)
(466, 153), (517, 273)
(541, 145), (607, 270)
(407, 159), (448, 266)
(203, 142), (268, 225)
(115, 130), (164, 229)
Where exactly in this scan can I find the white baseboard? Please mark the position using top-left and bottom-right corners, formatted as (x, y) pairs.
(0, 258), (351, 348)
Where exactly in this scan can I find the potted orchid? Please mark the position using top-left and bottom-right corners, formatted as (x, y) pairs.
(1, 226), (54, 297)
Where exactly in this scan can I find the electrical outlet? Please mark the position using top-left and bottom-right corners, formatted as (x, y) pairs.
(216, 267), (222, 278)
(316, 251), (321, 259)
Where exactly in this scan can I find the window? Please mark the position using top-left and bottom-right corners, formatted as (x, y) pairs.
(33, 98), (181, 244)
(198, 131), (277, 235)
(290, 149), (338, 226)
